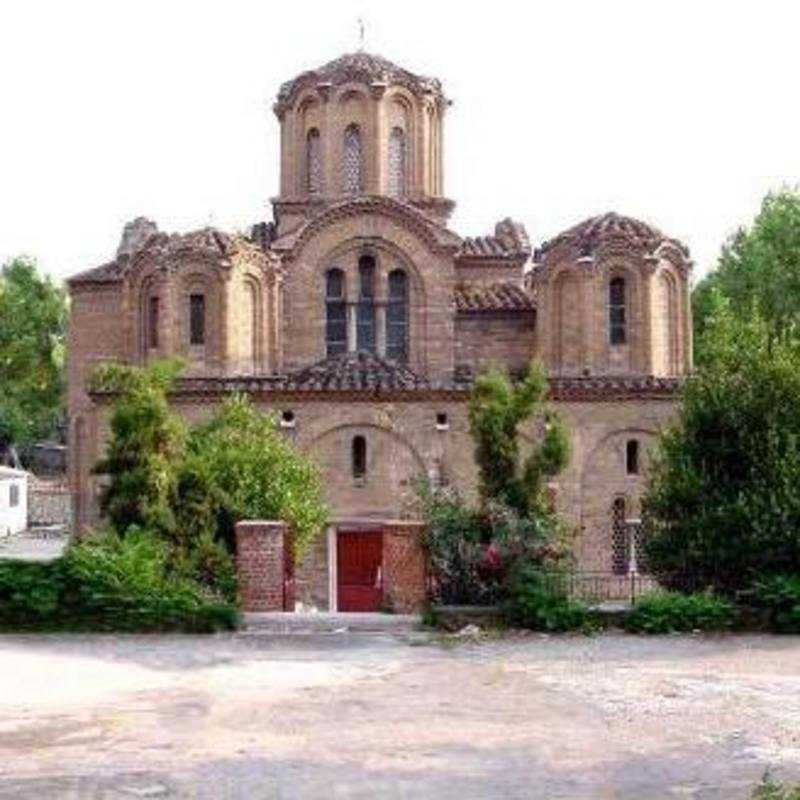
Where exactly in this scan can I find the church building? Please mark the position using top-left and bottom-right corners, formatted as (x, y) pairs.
(67, 52), (693, 611)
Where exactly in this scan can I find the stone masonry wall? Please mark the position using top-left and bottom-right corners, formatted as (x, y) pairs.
(235, 520), (289, 612)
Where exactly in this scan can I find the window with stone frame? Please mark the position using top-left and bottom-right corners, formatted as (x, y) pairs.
(388, 127), (406, 197)
(148, 296), (159, 349)
(609, 277), (627, 345)
(386, 269), (409, 361)
(306, 128), (322, 195)
(325, 268), (347, 356)
(611, 496), (630, 575)
(343, 124), (363, 194)
(352, 435), (367, 481)
(189, 293), (206, 346)
(357, 255), (376, 353)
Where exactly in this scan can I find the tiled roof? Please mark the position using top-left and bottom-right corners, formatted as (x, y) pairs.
(281, 351), (431, 392)
(67, 260), (122, 285)
(535, 212), (689, 261)
(454, 283), (535, 313)
(277, 51), (444, 105)
(459, 237), (513, 258)
(458, 218), (532, 262)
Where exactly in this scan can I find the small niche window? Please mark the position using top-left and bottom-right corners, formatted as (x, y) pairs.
(609, 277), (626, 345)
(148, 296), (160, 349)
(281, 410), (296, 429)
(189, 293), (206, 346)
(352, 435), (367, 482)
(9, 484), (19, 508)
(306, 128), (322, 195)
(436, 412), (449, 430)
(626, 439), (639, 475)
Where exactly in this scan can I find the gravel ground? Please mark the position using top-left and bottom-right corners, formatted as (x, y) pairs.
(0, 631), (798, 798)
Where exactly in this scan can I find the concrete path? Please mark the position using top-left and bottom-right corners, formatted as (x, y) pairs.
(243, 611), (419, 634)
(0, 632), (799, 798)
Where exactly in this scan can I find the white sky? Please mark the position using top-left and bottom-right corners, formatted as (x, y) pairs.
(1, 0), (798, 284)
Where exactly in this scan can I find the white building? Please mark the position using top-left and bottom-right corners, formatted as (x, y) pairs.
(0, 467), (28, 538)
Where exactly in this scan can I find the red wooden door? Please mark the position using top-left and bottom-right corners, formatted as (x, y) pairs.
(337, 530), (383, 612)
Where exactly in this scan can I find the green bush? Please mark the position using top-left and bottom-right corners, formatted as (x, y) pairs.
(751, 772), (800, 799)
(0, 529), (237, 633)
(624, 591), (735, 634)
(502, 567), (599, 633)
(747, 575), (800, 633)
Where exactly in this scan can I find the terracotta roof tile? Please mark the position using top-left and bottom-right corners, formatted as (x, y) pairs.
(67, 260), (122, 285)
(455, 283), (534, 313)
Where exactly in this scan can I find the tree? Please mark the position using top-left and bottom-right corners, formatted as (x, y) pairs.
(468, 360), (571, 518)
(0, 257), (67, 460)
(186, 396), (328, 557)
(91, 361), (328, 560)
(91, 359), (187, 540)
(643, 301), (800, 593)
(693, 187), (800, 361)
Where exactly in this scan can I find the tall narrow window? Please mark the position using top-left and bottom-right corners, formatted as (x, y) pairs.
(148, 296), (159, 349)
(306, 128), (322, 195)
(189, 293), (205, 346)
(626, 439), (639, 475)
(357, 255), (376, 353)
(325, 269), (347, 356)
(9, 484), (19, 508)
(388, 127), (406, 197)
(387, 269), (408, 361)
(343, 124), (363, 194)
(611, 497), (629, 575)
(609, 277), (626, 345)
(352, 435), (367, 481)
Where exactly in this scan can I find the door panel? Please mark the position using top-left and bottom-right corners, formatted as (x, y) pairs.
(337, 530), (383, 612)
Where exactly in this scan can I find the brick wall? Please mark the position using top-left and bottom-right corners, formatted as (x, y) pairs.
(382, 521), (427, 613)
(234, 520), (289, 612)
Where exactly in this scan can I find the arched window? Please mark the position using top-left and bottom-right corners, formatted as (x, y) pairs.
(147, 296), (159, 350)
(609, 277), (626, 345)
(189, 293), (205, 346)
(306, 128), (322, 195)
(357, 255), (376, 353)
(387, 269), (409, 361)
(343, 124), (363, 194)
(626, 439), (639, 475)
(388, 127), (406, 197)
(352, 435), (367, 481)
(611, 497), (629, 575)
(325, 268), (347, 356)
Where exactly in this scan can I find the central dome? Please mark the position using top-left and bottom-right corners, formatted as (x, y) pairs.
(277, 51), (444, 106)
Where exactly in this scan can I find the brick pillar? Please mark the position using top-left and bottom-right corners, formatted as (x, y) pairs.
(235, 520), (289, 612)
(382, 521), (427, 613)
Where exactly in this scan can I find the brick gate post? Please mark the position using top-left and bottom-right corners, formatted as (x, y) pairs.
(235, 520), (290, 612)
(382, 521), (427, 613)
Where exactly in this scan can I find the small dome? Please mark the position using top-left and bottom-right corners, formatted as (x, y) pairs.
(534, 212), (689, 262)
(277, 51), (444, 106)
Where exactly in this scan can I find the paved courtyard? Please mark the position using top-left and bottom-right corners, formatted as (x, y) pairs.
(0, 632), (798, 799)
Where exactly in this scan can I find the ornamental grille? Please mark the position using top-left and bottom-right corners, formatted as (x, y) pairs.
(611, 497), (630, 575)
(388, 127), (406, 197)
(357, 256), (376, 353)
(306, 129), (322, 195)
(609, 277), (626, 345)
(325, 269), (346, 356)
(343, 124), (363, 194)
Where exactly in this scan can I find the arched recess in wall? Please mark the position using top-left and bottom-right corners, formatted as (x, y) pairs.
(656, 270), (678, 376)
(387, 95), (412, 197)
(553, 270), (581, 374)
(242, 276), (262, 373)
(137, 274), (161, 360)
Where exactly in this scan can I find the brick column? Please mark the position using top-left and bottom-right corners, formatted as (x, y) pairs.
(382, 521), (427, 613)
(235, 520), (289, 612)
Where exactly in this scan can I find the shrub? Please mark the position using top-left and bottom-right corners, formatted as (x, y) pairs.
(502, 566), (599, 633)
(751, 772), (800, 800)
(624, 591), (735, 634)
(0, 528), (237, 633)
(747, 575), (800, 633)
